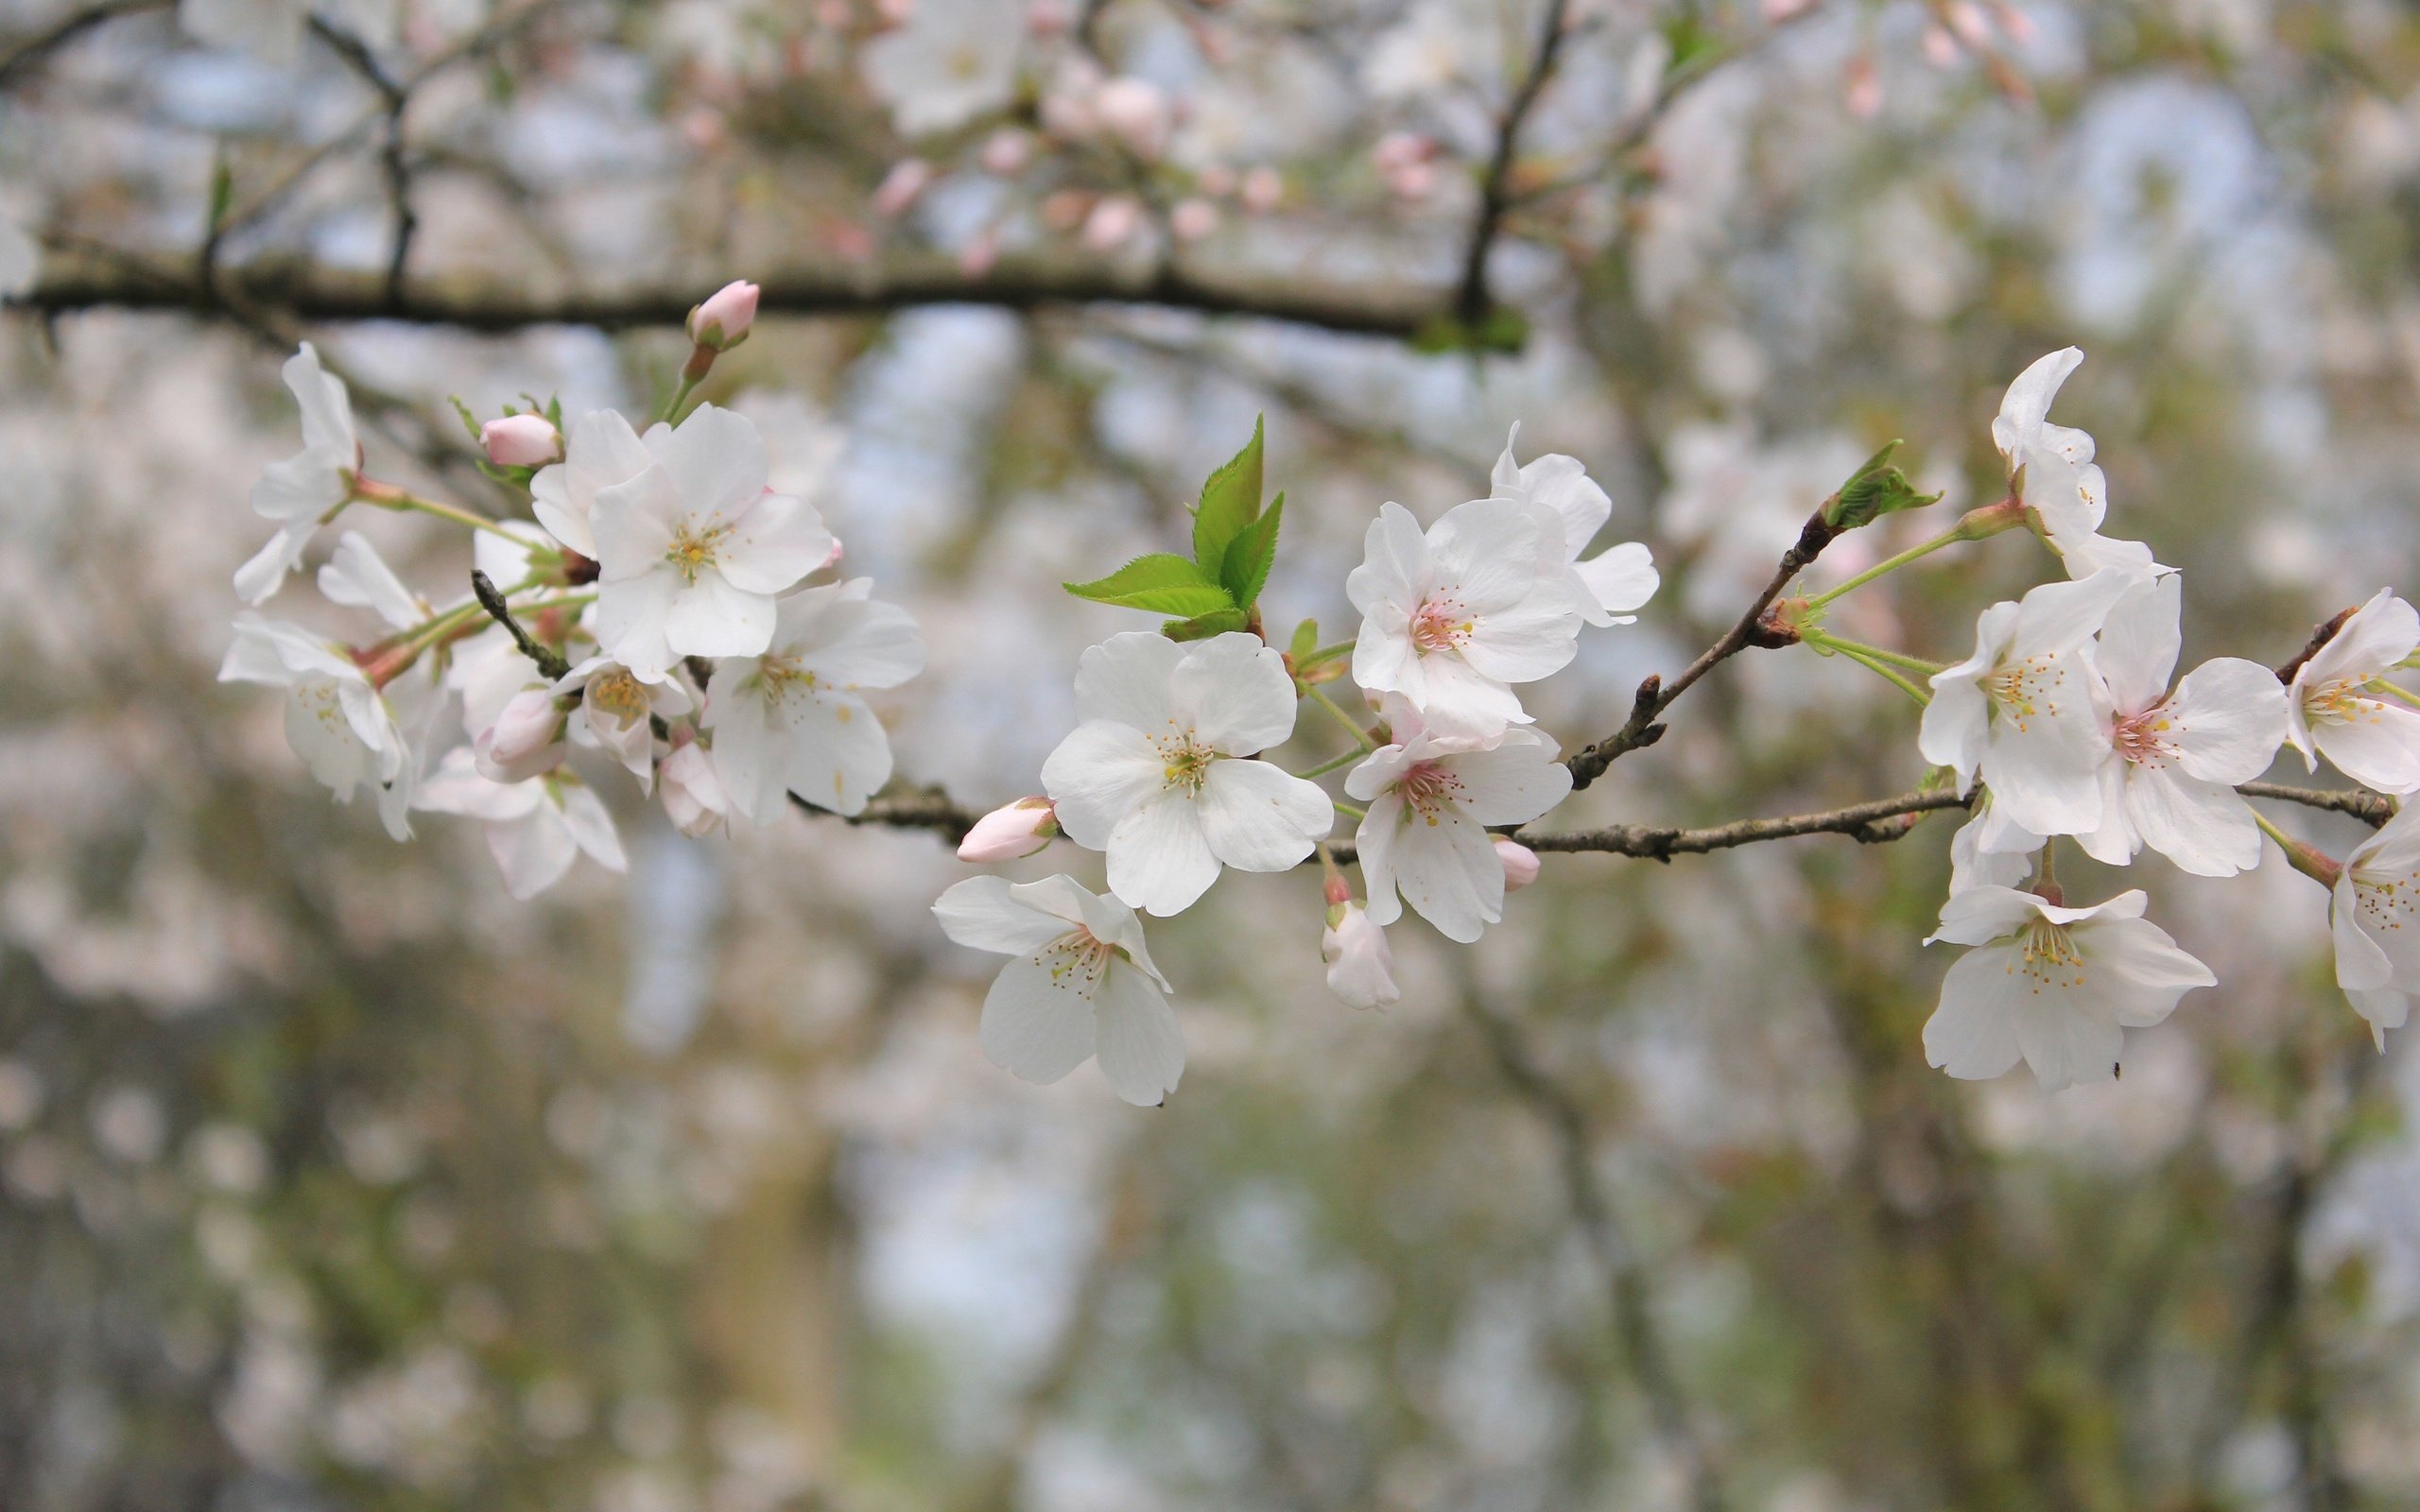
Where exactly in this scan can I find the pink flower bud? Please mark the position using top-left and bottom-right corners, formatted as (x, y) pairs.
(1373, 130), (1431, 174)
(873, 158), (933, 217)
(1495, 838), (1541, 892)
(659, 739), (730, 837)
(474, 687), (567, 783)
(479, 413), (562, 468)
(1946, 0), (1991, 46)
(1921, 25), (1961, 67)
(979, 128), (1032, 176)
(1169, 198), (1219, 241)
(1080, 195), (1144, 251)
(1322, 902), (1400, 1010)
(1386, 161), (1438, 201)
(957, 799), (1058, 863)
(687, 279), (760, 350)
(1240, 166), (1283, 215)
(1844, 56), (1883, 118)
(1093, 77), (1170, 159)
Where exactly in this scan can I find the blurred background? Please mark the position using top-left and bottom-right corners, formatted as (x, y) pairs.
(6, 0), (2420, 1507)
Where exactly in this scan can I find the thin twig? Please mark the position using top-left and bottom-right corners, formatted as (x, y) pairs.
(1565, 510), (1838, 791)
(2238, 781), (2395, 829)
(2273, 606), (2356, 686)
(469, 570), (571, 680)
(1454, 0), (1575, 330)
(307, 17), (416, 307)
(0, 0), (164, 93)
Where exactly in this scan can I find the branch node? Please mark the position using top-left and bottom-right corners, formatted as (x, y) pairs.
(470, 568), (572, 681)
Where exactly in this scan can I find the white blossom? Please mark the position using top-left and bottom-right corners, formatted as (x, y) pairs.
(2285, 588), (2420, 795)
(218, 614), (412, 839)
(235, 344), (360, 605)
(932, 874), (1184, 1107)
(316, 532), (424, 630)
(2076, 574), (2288, 876)
(1345, 703), (1572, 943)
(859, 0), (1026, 138)
(659, 738), (731, 837)
(415, 749), (625, 901)
(1490, 426), (1659, 627)
(2331, 803), (2420, 1048)
(557, 657), (695, 792)
(1348, 498), (1585, 739)
(1923, 885), (2214, 1091)
(445, 523), (563, 740)
(590, 404), (837, 680)
(703, 578), (925, 823)
(1041, 632), (1333, 917)
(1992, 348), (2163, 579)
(1322, 901), (1402, 1010)
(1921, 571), (2135, 837)
(1947, 798), (2042, 895)
(530, 411), (657, 560)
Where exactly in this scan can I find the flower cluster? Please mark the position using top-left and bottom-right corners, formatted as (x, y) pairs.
(940, 422), (1654, 1102)
(218, 284), (925, 899)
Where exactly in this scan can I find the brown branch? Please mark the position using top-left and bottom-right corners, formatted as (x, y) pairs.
(1454, 0), (1575, 330)
(2238, 781), (2395, 829)
(0, 0), (165, 92)
(468, 570), (572, 680)
(306, 17), (416, 308)
(1565, 510), (1839, 790)
(798, 784), (982, 843)
(2273, 605), (2356, 685)
(15, 249), (1442, 340)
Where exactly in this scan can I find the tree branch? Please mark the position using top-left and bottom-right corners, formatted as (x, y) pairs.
(1565, 510), (1839, 790)
(15, 249), (1442, 340)
(2238, 781), (2395, 829)
(469, 570), (571, 680)
(0, 0), (165, 92)
(1454, 0), (1575, 331)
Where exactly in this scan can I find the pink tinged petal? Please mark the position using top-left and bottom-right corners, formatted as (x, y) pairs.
(1091, 967), (1185, 1106)
(656, 404), (770, 520)
(1072, 632), (1184, 731)
(1574, 541), (1657, 621)
(2097, 574), (2181, 713)
(593, 571), (682, 681)
(718, 490), (836, 595)
(1427, 498), (1542, 613)
(556, 783), (628, 871)
(2314, 700), (2420, 795)
(978, 957), (1099, 1087)
(488, 809), (579, 900)
(1105, 788), (1220, 917)
(2345, 988), (2410, 1049)
(2307, 589), (2420, 687)
(2077, 914), (2216, 1023)
(1040, 721), (1167, 849)
(1196, 758), (1332, 871)
(934, 876), (1074, 955)
(2163, 658), (2289, 783)
(1925, 947), (2030, 1081)
(589, 466), (687, 578)
(2011, 992), (2125, 1092)
(1384, 805), (1503, 943)
(1460, 590), (1582, 684)
(1926, 884), (2049, 947)
(1172, 634), (1299, 754)
(664, 572), (777, 661)
(2127, 768), (2261, 877)
(1441, 742), (1571, 828)
(1993, 347), (2084, 461)
(1343, 743), (1417, 803)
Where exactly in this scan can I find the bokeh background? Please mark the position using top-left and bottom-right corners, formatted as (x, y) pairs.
(7, 0), (2420, 1507)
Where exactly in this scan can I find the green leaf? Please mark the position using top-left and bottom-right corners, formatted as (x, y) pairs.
(1163, 608), (1252, 642)
(1219, 491), (1284, 608)
(1288, 618), (1320, 662)
(1064, 554), (1236, 617)
(1824, 439), (1942, 531)
(448, 396), (487, 444)
(1191, 418), (1265, 573)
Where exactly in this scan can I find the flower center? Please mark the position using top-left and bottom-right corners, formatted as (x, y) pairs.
(2354, 865), (2420, 936)
(1037, 928), (1115, 1001)
(297, 679), (351, 734)
(1395, 760), (1464, 825)
(2111, 702), (2181, 768)
(1409, 595), (1474, 656)
(589, 670), (649, 729)
(1155, 733), (1215, 795)
(1984, 653), (2068, 732)
(664, 519), (733, 584)
(2012, 918), (2087, 994)
(2304, 676), (2377, 729)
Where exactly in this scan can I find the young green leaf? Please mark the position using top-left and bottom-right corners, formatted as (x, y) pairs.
(1190, 417), (1265, 573)
(1162, 608), (1252, 642)
(1288, 618), (1320, 662)
(1219, 491), (1285, 609)
(1823, 439), (1943, 530)
(1064, 554), (1236, 617)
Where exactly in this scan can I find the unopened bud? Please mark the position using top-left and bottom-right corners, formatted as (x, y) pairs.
(1322, 902), (1401, 1010)
(687, 279), (760, 351)
(659, 737), (731, 837)
(1495, 838), (1541, 892)
(957, 799), (1058, 862)
(475, 687), (568, 783)
(479, 413), (562, 468)
(979, 129), (1032, 176)
(1080, 195), (1145, 251)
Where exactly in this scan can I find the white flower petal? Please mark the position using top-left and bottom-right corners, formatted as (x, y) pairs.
(977, 958), (1098, 1087)
(1072, 632), (1184, 731)
(1170, 634), (1298, 755)
(1925, 947), (2030, 1082)
(1091, 967), (1185, 1107)
(935, 876), (1073, 956)
(1041, 721), (1167, 849)
(1104, 789), (1220, 917)
(1195, 758), (1330, 871)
